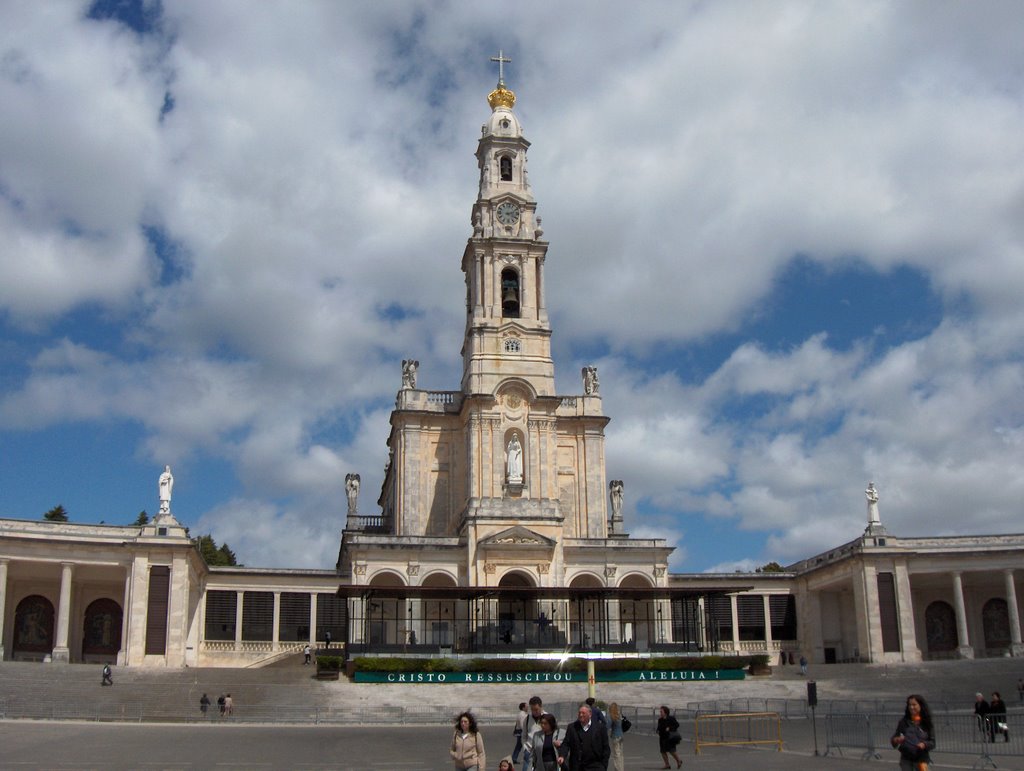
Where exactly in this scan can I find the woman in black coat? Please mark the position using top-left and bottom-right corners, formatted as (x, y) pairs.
(656, 705), (682, 769)
(890, 694), (935, 770)
(989, 691), (1009, 742)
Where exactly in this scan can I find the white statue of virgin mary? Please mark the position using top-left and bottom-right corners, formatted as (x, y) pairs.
(506, 435), (523, 484)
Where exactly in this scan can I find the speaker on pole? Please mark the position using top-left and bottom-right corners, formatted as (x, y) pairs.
(807, 680), (818, 707)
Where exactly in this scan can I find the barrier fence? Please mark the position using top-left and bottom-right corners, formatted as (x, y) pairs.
(694, 711), (783, 754)
(826, 712), (1020, 768)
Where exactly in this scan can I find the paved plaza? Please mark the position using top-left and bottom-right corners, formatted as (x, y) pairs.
(2, 657), (1024, 769)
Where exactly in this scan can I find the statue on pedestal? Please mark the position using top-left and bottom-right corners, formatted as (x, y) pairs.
(158, 465), (174, 514)
(609, 480), (624, 533)
(866, 482), (880, 526)
(346, 473), (361, 516)
(582, 366), (599, 395)
(401, 359), (418, 389)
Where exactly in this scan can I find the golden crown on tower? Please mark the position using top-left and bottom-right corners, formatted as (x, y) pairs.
(488, 84), (516, 109)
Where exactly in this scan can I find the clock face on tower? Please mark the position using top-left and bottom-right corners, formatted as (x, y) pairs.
(496, 202), (521, 226)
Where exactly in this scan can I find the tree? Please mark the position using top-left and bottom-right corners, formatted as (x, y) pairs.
(193, 534), (240, 566)
(757, 561), (784, 573)
(43, 505), (69, 522)
(133, 510), (149, 526)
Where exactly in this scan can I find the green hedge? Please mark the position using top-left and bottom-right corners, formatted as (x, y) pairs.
(315, 655), (345, 671)
(352, 655), (758, 674)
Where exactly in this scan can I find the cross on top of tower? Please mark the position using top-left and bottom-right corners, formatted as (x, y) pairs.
(490, 49), (511, 86)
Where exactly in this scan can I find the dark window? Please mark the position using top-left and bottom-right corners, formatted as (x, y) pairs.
(877, 572), (900, 652)
(145, 566), (170, 655)
(501, 269), (520, 318)
(500, 156), (512, 181)
(13, 595), (55, 653)
(279, 593), (311, 642)
(737, 595), (765, 641)
(670, 596), (703, 651)
(204, 590), (237, 641)
(82, 598), (122, 656)
(316, 593), (348, 644)
(242, 591), (274, 641)
(705, 595), (732, 642)
(769, 595), (797, 640)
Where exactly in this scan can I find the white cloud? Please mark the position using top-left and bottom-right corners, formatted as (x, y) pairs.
(1, 2), (1022, 571)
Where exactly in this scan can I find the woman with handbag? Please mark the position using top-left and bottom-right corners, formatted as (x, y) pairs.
(451, 711), (487, 771)
(989, 692), (1009, 742)
(656, 705), (682, 769)
(890, 694), (935, 771)
(608, 703), (625, 771)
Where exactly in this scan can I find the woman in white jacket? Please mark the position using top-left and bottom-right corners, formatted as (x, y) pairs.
(530, 713), (566, 771)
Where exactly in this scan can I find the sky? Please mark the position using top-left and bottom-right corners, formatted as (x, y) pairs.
(2, 1), (1023, 573)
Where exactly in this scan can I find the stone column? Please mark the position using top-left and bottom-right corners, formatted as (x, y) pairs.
(0, 559), (8, 660)
(853, 566), (877, 662)
(235, 591), (244, 649)
(52, 562), (74, 662)
(118, 569), (132, 666)
(729, 595), (740, 651)
(952, 572), (973, 659)
(894, 561), (922, 661)
(763, 594), (774, 652)
(308, 592), (318, 646)
(1004, 570), (1024, 656)
(165, 553), (189, 666)
(272, 591), (281, 651)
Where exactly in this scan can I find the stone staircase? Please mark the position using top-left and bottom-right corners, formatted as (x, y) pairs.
(0, 657), (336, 722)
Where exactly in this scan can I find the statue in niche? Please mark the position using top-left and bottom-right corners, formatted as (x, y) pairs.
(401, 359), (418, 389)
(345, 473), (361, 515)
(158, 465), (174, 514)
(866, 482), (880, 526)
(582, 366), (599, 395)
(506, 434), (523, 484)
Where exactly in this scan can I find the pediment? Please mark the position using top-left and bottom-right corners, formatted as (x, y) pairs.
(478, 526), (556, 550)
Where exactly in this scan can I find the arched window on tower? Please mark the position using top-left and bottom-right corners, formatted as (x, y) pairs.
(501, 269), (520, 318)
(500, 156), (513, 181)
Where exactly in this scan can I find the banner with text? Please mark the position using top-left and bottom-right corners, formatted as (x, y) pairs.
(354, 669), (746, 684)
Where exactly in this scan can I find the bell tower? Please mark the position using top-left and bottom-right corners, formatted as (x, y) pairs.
(460, 55), (554, 397)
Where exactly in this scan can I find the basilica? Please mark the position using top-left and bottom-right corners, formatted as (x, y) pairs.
(1, 68), (1022, 670)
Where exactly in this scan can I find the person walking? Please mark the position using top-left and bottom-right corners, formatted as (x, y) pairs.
(451, 711), (486, 771)
(891, 693), (935, 770)
(607, 703), (625, 771)
(511, 702), (528, 764)
(217, 693), (226, 717)
(101, 663), (113, 686)
(799, 654), (808, 676)
(989, 691), (1008, 742)
(585, 697), (605, 726)
(529, 713), (565, 771)
(563, 704), (609, 771)
(303, 644), (312, 665)
(521, 696), (551, 771)
(224, 693), (234, 717)
(656, 705), (682, 769)
(199, 693), (211, 718)
(974, 692), (990, 739)
(324, 630), (331, 650)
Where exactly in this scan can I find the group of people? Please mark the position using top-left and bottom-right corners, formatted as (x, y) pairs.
(451, 695), (656, 771)
(198, 692), (233, 718)
(973, 690), (1010, 743)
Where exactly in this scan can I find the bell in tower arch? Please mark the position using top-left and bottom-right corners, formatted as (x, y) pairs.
(501, 269), (520, 318)
(500, 155), (513, 181)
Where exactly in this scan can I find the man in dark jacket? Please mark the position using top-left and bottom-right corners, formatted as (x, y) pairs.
(563, 704), (610, 771)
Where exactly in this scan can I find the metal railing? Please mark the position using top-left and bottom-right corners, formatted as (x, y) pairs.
(825, 711), (1021, 767)
(694, 711), (783, 754)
